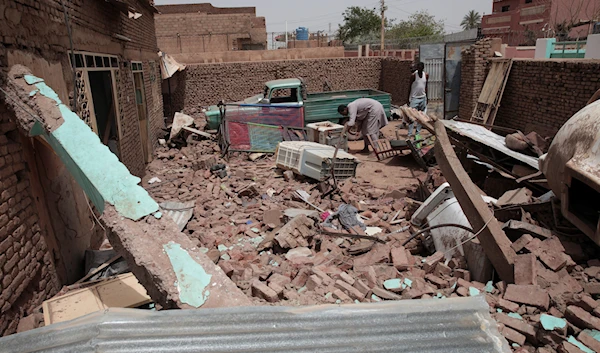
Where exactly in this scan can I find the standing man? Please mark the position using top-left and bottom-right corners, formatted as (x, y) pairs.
(337, 98), (388, 154)
(408, 62), (428, 138)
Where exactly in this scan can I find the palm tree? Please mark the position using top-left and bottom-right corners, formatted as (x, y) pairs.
(461, 10), (481, 30)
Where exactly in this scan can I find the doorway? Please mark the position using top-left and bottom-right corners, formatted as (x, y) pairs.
(88, 70), (120, 157)
(132, 68), (150, 163)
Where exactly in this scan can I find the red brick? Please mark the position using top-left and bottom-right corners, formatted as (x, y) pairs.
(391, 246), (410, 271)
(502, 326), (526, 346)
(504, 284), (549, 310)
(291, 268), (310, 287)
(372, 287), (402, 300)
(566, 305), (600, 331)
(578, 330), (600, 353)
(569, 294), (599, 312)
(423, 251), (444, 273)
(251, 280), (279, 303)
(434, 262), (452, 277)
(332, 289), (352, 302)
(497, 298), (520, 313)
(353, 279), (371, 297)
(511, 234), (533, 253)
(425, 274), (448, 289)
(514, 253), (537, 285)
(334, 280), (365, 300)
(338, 272), (355, 286)
(495, 313), (536, 342)
(454, 269), (471, 281)
(268, 273), (291, 288)
(306, 275), (322, 291)
(539, 250), (567, 272)
(561, 341), (587, 353)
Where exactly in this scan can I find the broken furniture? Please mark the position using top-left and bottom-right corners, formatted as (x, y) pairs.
(367, 135), (435, 171)
(276, 141), (359, 181)
(42, 273), (152, 325)
(470, 59), (513, 126)
(367, 135), (409, 161)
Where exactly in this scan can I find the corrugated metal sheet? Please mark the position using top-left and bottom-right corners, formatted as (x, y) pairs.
(442, 120), (539, 169)
(159, 201), (195, 231)
(0, 297), (510, 353)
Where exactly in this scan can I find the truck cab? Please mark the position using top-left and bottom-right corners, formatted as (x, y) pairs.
(259, 78), (305, 107)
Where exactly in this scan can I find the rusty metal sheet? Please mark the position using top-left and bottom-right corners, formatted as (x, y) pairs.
(434, 121), (516, 282)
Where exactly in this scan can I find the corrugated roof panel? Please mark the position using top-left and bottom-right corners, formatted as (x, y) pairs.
(0, 297), (510, 353)
(159, 201), (195, 231)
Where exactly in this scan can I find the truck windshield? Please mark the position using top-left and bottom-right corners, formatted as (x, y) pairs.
(270, 88), (299, 104)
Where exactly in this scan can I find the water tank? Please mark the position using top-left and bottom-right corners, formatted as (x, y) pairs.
(296, 27), (309, 41)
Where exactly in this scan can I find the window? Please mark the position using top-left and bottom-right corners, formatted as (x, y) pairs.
(269, 88), (299, 104)
(525, 0), (533, 3)
(71, 52), (119, 70)
(502, 5), (510, 12)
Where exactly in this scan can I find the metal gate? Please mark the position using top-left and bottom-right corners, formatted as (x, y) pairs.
(444, 42), (472, 119)
(419, 44), (444, 101)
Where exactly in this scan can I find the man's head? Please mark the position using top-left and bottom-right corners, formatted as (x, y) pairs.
(417, 62), (425, 72)
(338, 105), (348, 116)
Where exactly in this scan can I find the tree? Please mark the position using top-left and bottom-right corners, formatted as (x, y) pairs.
(461, 10), (481, 30)
(336, 6), (383, 43)
(388, 10), (445, 40)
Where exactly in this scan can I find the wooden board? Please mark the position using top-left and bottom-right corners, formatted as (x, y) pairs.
(471, 59), (513, 126)
(42, 273), (152, 325)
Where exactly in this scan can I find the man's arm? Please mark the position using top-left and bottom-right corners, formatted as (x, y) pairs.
(346, 104), (358, 126)
(425, 73), (429, 97)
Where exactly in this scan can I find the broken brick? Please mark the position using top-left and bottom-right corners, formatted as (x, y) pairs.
(391, 246), (410, 271)
(291, 268), (310, 287)
(306, 275), (322, 291)
(332, 289), (352, 302)
(540, 251), (567, 272)
(569, 294), (599, 312)
(496, 312), (537, 342)
(566, 306), (600, 331)
(268, 282), (284, 299)
(515, 253), (537, 285)
(334, 280), (365, 300)
(423, 251), (444, 273)
(251, 280), (279, 303)
(268, 273), (291, 288)
(584, 283), (600, 295)
(434, 262), (452, 277)
(511, 234), (534, 253)
(504, 284), (550, 310)
(497, 298), (520, 313)
(338, 272), (355, 286)
(561, 341), (588, 353)
(578, 330), (600, 353)
(353, 279), (371, 297)
(502, 326), (526, 346)
(454, 269), (471, 282)
(425, 274), (449, 289)
(372, 287), (402, 300)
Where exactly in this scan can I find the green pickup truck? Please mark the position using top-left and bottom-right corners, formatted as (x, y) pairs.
(204, 78), (392, 130)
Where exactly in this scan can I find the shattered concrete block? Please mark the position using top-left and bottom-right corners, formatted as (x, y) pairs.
(251, 280), (279, 303)
(102, 206), (251, 309)
(566, 306), (600, 331)
(335, 280), (365, 300)
(504, 284), (550, 310)
(391, 246), (410, 271)
(515, 253), (537, 285)
(423, 251), (444, 273)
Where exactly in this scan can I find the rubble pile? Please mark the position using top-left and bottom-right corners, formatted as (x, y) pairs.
(144, 140), (600, 353)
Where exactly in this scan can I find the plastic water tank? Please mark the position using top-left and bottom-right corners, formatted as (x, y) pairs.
(296, 27), (309, 41)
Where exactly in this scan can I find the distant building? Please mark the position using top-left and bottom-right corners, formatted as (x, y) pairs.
(155, 4), (268, 53)
(481, 0), (600, 45)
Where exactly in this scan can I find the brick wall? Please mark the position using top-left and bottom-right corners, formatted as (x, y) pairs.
(0, 104), (60, 336)
(459, 38), (496, 120)
(166, 57), (412, 117)
(155, 10), (267, 53)
(0, 0), (164, 176)
(495, 59), (600, 137)
(380, 58), (413, 106)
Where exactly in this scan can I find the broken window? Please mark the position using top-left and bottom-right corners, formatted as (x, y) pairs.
(501, 5), (510, 12)
(270, 88), (299, 104)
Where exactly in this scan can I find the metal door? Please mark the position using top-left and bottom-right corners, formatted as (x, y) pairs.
(444, 42), (471, 119)
(419, 44), (444, 101)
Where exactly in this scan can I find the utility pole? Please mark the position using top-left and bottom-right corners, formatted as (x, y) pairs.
(380, 0), (385, 52)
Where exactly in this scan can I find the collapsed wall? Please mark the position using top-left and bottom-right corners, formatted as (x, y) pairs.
(165, 57), (413, 117)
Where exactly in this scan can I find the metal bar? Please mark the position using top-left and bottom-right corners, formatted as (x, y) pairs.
(434, 121), (516, 282)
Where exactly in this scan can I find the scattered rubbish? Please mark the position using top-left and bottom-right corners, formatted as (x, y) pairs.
(148, 177), (162, 184)
(159, 200), (196, 232)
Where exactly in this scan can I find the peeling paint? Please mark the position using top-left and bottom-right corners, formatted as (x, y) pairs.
(23, 74), (158, 220)
(163, 242), (212, 308)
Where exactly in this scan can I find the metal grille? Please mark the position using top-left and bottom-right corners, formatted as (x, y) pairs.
(75, 70), (93, 128)
(424, 58), (444, 101)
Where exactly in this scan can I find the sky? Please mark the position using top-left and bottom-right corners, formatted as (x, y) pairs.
(154, 0), (491, 35)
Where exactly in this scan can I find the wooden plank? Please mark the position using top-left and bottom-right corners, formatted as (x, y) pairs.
(43, 273), (152, 325)
(487, 60), (513, 126)
(434, 121), (516, 282)
(182, 125), (213, 139)
(471, 60), (513, 125)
